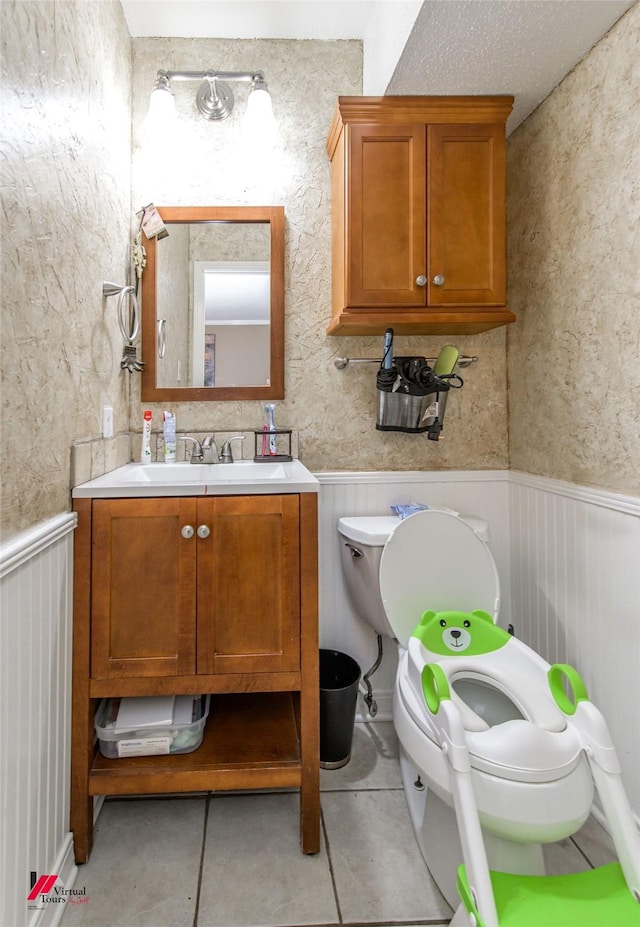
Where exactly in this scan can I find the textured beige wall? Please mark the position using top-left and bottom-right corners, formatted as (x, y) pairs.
(506, 4), (640, 495)
(0, 0), (132, 538)
(132, 38), (510, 472)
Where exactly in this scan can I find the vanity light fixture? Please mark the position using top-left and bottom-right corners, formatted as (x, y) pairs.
(149, 68), (274, 125)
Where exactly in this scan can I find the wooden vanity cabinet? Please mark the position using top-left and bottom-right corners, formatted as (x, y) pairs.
(71, 492), (319, 863)
(326, 96), (516, 336)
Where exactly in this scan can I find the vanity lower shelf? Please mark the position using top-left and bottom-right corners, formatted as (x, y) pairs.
(89, 693), (302, 796)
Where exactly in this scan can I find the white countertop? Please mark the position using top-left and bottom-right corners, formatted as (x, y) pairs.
(72, 459), (320, 498)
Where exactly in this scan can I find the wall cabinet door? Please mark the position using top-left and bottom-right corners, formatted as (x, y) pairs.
(196, 495), (300, 675)
(91, 498), (197, 679)
(427, 123), (506, 308)
(347, 124), (427, 308)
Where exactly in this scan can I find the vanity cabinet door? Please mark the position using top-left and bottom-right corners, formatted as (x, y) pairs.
(196, 495), (301, 675)
(91, 498), (197, 679)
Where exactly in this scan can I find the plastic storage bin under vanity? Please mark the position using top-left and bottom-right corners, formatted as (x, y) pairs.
(94, 695), (210, 758)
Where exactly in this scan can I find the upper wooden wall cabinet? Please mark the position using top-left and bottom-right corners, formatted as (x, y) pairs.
(326, 96), (515, 336)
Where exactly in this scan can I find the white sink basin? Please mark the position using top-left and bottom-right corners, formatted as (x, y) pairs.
(72, 459), (319, 498)
(130, 462), (288, 482)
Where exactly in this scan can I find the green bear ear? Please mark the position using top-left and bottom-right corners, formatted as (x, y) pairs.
(472, 609), (494, 624)
(421, 610), (436, 625)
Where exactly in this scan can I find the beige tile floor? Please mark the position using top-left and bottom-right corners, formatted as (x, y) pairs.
(62, 721), (616, 927)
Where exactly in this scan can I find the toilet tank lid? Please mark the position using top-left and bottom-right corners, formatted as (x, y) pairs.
(338, 516), (400, 546)
(338, 512), (490, 546)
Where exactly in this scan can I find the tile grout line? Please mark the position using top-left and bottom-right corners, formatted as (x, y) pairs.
(569, 834), (597, 870)
(321, 801), (344, 925)
(192, 795), (211, 927)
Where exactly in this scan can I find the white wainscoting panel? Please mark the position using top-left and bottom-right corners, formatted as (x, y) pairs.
(315, 471), (511, 719)
(0, 513), (77, 927)
(508, 472), (640, 818)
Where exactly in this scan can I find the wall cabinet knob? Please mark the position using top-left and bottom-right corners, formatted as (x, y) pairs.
(197, 525), (211, 539)
(415, 275), (427, 287)
(432, 274), (445, 286)
(181, 525), (195, 539)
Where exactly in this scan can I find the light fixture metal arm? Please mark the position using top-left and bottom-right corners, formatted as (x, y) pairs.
(159, 69), (265, 84)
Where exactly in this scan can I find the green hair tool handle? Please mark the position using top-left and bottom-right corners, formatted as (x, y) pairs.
(433, 344), (460, 377)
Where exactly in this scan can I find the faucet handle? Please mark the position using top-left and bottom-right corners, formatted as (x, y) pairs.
(220, 435), (245, 464)
(179, 435), (204, 462)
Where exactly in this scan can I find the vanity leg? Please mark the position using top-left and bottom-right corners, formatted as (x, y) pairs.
(300, 747), (320, 854)
(299, 494), (320, 854)
(70, 499), (94, 863)
(70, 767), (93, 863)
(70, 693), (94, 862)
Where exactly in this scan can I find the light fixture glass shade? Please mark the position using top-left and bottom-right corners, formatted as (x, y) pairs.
(148, 85), (176, 121)
(245, 84), (276, 144)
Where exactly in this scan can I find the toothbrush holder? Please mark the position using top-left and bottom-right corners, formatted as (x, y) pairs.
(253, 429), (293, 462)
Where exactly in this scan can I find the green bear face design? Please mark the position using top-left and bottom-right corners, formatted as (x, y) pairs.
(411, 609), (511, 657)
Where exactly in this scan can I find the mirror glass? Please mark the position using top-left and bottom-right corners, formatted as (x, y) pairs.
(141, 206), (284, 402)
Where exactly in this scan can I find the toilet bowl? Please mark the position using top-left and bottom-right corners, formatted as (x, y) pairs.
(338, 508), (595, 906)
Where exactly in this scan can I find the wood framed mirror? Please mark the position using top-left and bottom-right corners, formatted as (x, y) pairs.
(141, 206), (284, 402)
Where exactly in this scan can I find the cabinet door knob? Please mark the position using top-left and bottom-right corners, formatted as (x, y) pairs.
(197, 524), (211, 539)
(181, 525), (195, 539)
(415, 275), (427, 287)
(432, 274), (445, 286)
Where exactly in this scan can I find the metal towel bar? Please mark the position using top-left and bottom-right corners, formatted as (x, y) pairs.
(334, 355), (478, 370)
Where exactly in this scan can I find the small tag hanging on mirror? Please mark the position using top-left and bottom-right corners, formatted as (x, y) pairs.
(137, 203), (168, 240)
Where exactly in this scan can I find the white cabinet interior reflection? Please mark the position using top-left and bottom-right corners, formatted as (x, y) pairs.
(141, 207), (285, 402)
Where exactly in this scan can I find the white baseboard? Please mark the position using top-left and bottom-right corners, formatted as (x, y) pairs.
(27, 834), (77, 927)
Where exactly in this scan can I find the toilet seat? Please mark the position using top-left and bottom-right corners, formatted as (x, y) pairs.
(406, 635), (568, 733)
(379, 510), (501, 647)
(397, 655), (584, 784)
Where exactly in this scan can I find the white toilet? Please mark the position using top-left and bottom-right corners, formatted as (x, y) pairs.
(338, 508), (596, 907)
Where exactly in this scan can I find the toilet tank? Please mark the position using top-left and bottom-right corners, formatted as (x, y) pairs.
(338, 512), (491, 639)
(338, 516), (399, 637)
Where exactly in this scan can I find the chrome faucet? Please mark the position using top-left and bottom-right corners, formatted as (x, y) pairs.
(179, 435), (219, 464)
(220, 435), (245, 464)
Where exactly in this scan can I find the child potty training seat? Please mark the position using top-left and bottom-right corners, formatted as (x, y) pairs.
(374, 510), (596, 901)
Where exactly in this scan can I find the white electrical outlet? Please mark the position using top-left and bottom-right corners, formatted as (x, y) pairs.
(102, 405), (114, 438)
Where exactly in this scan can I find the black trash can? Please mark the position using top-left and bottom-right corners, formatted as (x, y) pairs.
(319, 649), (361, 769)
